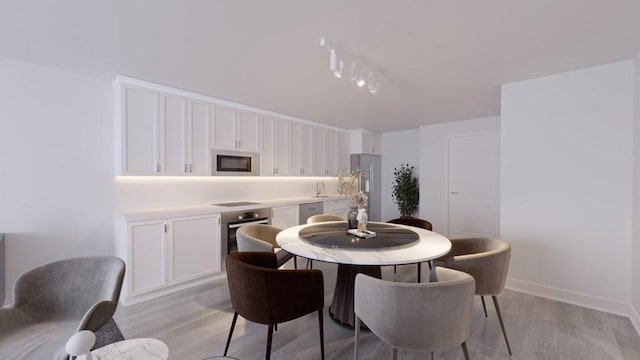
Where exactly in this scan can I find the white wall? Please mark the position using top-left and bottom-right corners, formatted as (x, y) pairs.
(632, 53), (640, 331)
(418, 117), (501, 235)
(0, 56), (115, 302)
(501, 60), (634, 314)
(0, 57), (340, 303)
(381, 130), (419, 221)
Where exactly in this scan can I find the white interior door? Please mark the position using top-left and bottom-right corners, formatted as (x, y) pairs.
(448, 133), (500, 239)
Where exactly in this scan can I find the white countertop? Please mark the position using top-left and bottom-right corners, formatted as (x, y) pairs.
(117, 196), (346, 222)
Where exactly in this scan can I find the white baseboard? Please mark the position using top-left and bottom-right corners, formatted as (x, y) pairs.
(506, 277), (634, 321)
(630, 305), (640, 337)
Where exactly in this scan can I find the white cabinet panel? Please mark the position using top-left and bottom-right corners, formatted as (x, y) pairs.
(326, 130), (339, 176)
(122, 86), (159, 174)
(337, 131), (350, 172)
(260, 115), (276, 176)
(237, 110), (260, 152)
(129, 221), (167, 295)
(302, 125), (314, 176)
(289, 122), (303, 176)
(161, 94), (187, 175)
(363, 131), (382, 155)
(313, 128), (326, 176)
(212, 106), (237, 150)
(324, 199), (349, 218)
(271, 205), (299, 229)
(188, 100), (211, 175)
(169, 214), (221, 284)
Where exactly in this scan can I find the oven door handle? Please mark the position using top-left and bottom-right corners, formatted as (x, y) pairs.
(228, 219), (269, 229)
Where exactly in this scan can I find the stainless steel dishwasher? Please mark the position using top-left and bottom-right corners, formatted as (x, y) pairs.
(299, 202), (323, 224)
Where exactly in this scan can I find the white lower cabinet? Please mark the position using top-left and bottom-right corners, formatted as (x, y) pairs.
(271, 205), (299, 229)
(115, 213), (222, 305)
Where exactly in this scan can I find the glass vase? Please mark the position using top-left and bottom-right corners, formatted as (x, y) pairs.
(347, 207), (358, 229)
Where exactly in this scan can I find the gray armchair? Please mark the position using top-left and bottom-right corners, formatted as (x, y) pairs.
(0, 256), (125, 360)
(354, 267), (475, 359)
(433, 237), (512, 355)
(236, 224), (296, 269)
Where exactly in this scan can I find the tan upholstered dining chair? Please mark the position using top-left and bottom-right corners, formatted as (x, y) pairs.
(224, 252), (325, 360)
(433, 237), (512, 355)
(354, 267), (475, 360)
(386, 217), (433, 282)
(304, 214), (345, 269)
(236, 224), (296, 269)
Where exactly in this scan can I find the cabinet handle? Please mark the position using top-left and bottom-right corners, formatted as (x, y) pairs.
(184, 164), (188, 173)
(163, 223), (167, 233)
(156, 163), (161, 173)
(189, 164), (193, 173)
(238, 140), (241, 148)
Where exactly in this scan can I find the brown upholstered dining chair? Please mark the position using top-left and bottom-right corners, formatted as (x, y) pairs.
(224, 252), (325, 360)
(386, 217), (433, 282)
(236, 224), (296, 269)
(433, 237), (512, 355)
(354, 267), (475, 360)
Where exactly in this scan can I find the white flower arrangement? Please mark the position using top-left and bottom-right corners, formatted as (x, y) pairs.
(337, 168), (368, 208)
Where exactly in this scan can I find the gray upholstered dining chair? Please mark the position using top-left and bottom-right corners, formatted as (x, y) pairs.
(433, 237), (512, 355)
(386, 217), (433, 282)
(307, 214), (345, 224)
(305, 214), (345, 269)
(0, 256), (126, 360)
(236, 224), (296, 269)
(354, 267), (475, 360)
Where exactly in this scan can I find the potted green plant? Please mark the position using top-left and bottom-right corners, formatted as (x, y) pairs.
(392, 163), (419, 217)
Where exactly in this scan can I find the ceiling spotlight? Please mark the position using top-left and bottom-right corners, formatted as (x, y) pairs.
(368, 72), (380, 95)
(334, 60), (344, 78)
(321, 37), (381, 94)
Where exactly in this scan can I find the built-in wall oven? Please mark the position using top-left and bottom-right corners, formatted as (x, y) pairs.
(220, 206), (272, 260)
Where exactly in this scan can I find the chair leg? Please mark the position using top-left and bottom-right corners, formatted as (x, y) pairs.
(417, 263), (421, 283)
(274, 323), (277, 331)
(461, 341), (470, 360)
(318, 309), (325, 360)
(224, 312), (239, 356)
(307, 258), (313, 269)
(293, 255), (298, 270)
(392, 347), (398, 360)
(481, 295), (488, 318)
(492, 296), (512, 355)
(393, 265), (397, 274)
(430, 351), (434, 360)
(266, 324), (274, 360)
(354, 316), (361, 360)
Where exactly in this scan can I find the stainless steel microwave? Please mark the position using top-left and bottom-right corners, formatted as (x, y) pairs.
(211, 149), (260, 176)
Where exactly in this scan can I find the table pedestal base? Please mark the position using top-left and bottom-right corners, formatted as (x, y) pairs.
(328, 264), (381, 328)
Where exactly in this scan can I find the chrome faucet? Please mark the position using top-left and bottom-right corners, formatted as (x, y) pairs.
(316, 181), (325, 197)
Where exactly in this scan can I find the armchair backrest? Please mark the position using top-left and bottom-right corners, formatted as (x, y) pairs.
(236, 224), (282, 252)
(355, 267), (475, 351)
(13, 256), (125, 331)
(386, 217), (433, 231)
(434, 237), (511, 295)
(306, 214), (344, 224)
(226, 252), (323, 325)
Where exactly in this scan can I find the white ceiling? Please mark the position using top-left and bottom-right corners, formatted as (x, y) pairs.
(2, 0), (639, 132)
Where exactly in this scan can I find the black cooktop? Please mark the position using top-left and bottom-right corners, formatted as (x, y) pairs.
(213, 201), (262, 207)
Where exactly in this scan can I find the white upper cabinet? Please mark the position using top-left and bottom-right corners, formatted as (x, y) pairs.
(350, 129), (382, 155)
(161, 94), (188, 175)
(212, 106), (259, 152)
(288, 123), (314, 176)
(260, 116), (289, 176)
(187, 100), (211, 175)
(326, 129), (339, 176)
(120, 85), (160, 175)
(313, 127), (327, 176)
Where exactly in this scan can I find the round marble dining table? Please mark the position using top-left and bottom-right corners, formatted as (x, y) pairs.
(276, 221), (451, 327)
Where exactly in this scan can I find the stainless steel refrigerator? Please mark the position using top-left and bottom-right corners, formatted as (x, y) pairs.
(351, 153), (382, 222)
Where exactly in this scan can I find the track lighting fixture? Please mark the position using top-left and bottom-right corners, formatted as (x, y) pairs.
(320, 37), (381, 94)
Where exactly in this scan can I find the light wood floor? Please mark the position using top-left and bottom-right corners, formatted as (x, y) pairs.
(114, 260), (640, 360)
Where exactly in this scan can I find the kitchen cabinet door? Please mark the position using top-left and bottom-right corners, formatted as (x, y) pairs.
(168, 214), (221, 284)
(260, 115), (277, 176)
(161, 94), (188, 175)
(237, 110), (260, 152)
(274, 118), (289, 175)
(302, 125), (314, 176)
(312, 127), (326, 176)
(363, 131), (382, 155)
(212, 105), (237, 150)
(289, 122), (303, 176)
(324, 199), (350, 218)
(337, 131), (350, 172)
(325, 130), (339, 176)
(121, 86), (160, 174)
(271, 205), (299, 229)
(128, 220), (167, 296)
(187, 100), (211, 175)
